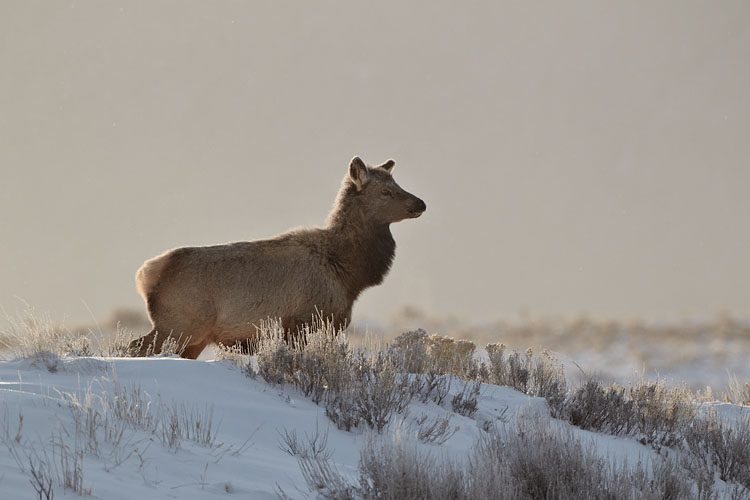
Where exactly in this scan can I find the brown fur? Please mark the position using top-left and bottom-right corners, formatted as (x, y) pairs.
(130, 157), (426, 359)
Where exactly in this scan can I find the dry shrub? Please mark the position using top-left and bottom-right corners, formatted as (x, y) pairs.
(298, 416), (697, 500)
(256, 325), (568, 434)
(451, 380), (481, 418)
(295, 323), (352, 404)
(561, 377), (699, 449)
(564, 379), (635, 435)
(412, 413), (459, 445)
(297, 455), (356, 500)
(529, 350), (567, 409)
(279, 425), (332, 461)
(478, 418), (694, 500)
(429, 336), (476, 376)
(411, 370), (451, 406)
(356, 439), (465, 500)
(254, 320), (413, 433)
(389, 329), (475, 376)
(484, 344), (567, 412)
(254, 318), (350, 396)
(629, 377), (699, 448)
(257, 324), (491, 433)
(212, 342), (247, 367)
(325, 351), (413, 433)
(387, 329), (431, 373)
(255, 321), (296, 385)
(683, 409), (750, 489)
(28, 454), (55, 500)
(258, 326), (507, 433)
(725, 376), (750, 406)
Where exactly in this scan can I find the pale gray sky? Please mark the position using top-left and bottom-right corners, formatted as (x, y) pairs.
(1, 1), (749, 328)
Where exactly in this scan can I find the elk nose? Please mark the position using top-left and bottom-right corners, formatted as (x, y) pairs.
(416, 198), (426, 212)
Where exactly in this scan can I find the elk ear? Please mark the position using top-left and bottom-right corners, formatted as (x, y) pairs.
(348, 156), (369, 191)
(379, 159), (396, 173)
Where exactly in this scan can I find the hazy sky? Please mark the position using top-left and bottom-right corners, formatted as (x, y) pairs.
(1, 1), (749, 328)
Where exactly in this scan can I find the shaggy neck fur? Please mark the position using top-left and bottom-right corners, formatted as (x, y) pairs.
(326, 181), (396, 299)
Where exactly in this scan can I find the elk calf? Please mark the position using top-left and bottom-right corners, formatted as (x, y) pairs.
(130, 157), (426, 358)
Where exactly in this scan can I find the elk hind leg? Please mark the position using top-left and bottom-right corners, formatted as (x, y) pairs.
(129, 329), (160, 356)
(181, 337), (212, 359)
(128, 328), (193, 357)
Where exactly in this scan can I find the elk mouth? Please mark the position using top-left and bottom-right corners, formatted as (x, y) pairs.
(407, 209), (425, 218)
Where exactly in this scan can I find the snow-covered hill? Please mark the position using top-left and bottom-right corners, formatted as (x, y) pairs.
(1, 355), (748, 499)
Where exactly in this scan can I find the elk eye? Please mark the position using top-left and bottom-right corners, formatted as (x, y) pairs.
(381, 188), (393, 197)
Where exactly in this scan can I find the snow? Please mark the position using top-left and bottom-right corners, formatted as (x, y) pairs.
(0, 355), (747, 499)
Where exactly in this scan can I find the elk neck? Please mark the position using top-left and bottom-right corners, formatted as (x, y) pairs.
(326, 208), (396, 300)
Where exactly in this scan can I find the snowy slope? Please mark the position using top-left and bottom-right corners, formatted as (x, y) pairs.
(0, 355), (746, 499)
